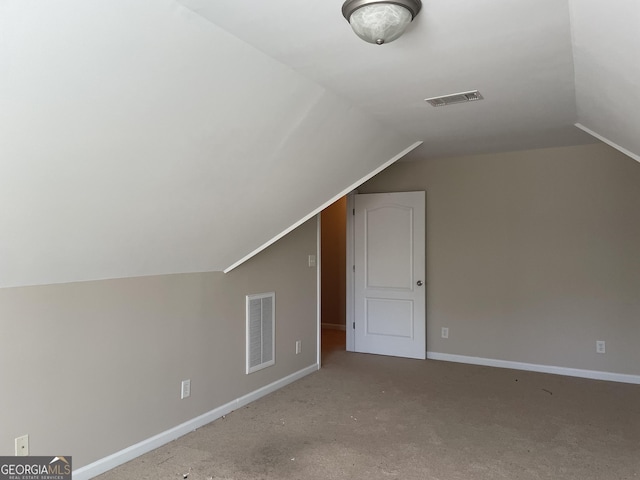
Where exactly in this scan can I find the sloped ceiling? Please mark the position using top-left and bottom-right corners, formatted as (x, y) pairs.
(569, 0), (640, 162)
(0, 0), (416, 288)
(1, 0), (638, 288)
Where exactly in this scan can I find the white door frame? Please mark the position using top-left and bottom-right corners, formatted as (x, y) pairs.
(346, 191), (357, 352)
(316, 213), (322, 368)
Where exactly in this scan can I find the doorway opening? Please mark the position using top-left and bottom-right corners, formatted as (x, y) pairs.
(320, 196), (347, 361)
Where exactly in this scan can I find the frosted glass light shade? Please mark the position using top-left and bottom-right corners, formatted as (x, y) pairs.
(348, 3), (413, 45)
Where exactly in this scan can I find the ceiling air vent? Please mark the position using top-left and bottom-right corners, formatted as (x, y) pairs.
(425, 90), (484, 107)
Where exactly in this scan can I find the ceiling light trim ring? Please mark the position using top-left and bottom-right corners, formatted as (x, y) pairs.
(342, 0), (422, 21)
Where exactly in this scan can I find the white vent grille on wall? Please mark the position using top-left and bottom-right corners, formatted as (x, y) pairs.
(425, 90), (484, 107)
(246, 292), (275, 374)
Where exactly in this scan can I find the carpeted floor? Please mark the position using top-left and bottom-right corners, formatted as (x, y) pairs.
(97, 330), (640, 480)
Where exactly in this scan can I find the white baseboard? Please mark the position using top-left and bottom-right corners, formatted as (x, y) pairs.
(321, 323), (346, 331)
(72, 364), (319, 480)
(427, 352), (640, 385)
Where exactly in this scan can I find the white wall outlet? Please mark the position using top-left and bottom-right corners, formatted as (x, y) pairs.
(308, 255), (316, 267)
(441, 327), (449, 339)
(15, 435), (29, 456)
(295, 340), (301, 354)
(596, 340), (606, 354)
(181, 379), (191, 399)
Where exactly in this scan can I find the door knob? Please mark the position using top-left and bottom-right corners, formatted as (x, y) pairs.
(417, 280), (423, 286)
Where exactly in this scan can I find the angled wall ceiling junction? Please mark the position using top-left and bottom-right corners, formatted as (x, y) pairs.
(1, 0), (638, 288)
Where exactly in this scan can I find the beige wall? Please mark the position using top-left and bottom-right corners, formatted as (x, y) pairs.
(360, 143), (640, 375)
(0, 218), (318, 468)
(321, 197), (347, 327)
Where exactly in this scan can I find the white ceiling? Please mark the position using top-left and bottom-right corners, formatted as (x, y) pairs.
(1, 0), (638, 288)
(569, 0), (640, 161)
(181, 0), (598, 159)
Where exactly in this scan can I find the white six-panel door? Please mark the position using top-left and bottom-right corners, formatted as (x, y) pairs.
(354, 192), (425, 359)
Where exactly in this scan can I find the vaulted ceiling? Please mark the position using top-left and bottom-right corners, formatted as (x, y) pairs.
(1, 0), (638, 288)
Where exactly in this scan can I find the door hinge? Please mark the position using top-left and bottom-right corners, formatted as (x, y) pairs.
(353, 208), (355, 216)
(352, 265), (355, 272)
(353, 322), (355, 329)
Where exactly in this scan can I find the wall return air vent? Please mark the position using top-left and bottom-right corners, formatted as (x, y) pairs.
(425, 90), (484, 107)
(246, 292), (275, 374)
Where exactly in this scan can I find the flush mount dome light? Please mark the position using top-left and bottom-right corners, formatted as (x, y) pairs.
(342, 0), (422, 45)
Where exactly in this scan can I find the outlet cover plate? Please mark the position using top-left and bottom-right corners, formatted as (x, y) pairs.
(441, 327), (449, 339)
(15, 435), (29, 456)
(596, 341), (606, 354)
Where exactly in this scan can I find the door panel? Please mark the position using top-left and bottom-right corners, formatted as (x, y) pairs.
(354, 192), (425, 359)
(365, 205), (413, 289)
(366, 298), (413, 337)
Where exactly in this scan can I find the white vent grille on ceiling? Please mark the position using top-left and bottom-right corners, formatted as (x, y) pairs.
(246, 292), (275, 374)
(425, 90), (484, 107)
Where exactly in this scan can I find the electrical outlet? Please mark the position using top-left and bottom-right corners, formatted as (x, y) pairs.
(441, 327), (449, 339)
(15, 435), (29, 456)
(181, 379), (191, 399)
(308, 255), (316, 267)
(596, 340), (606, 354)
(295, 340), (301, 354)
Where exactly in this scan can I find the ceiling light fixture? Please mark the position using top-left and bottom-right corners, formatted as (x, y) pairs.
(342, 0), (422, 45)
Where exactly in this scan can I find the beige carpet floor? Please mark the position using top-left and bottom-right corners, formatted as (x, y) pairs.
(97, 338), (640, 480)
